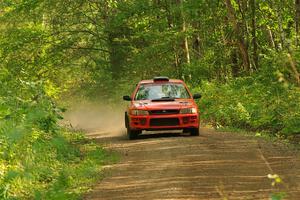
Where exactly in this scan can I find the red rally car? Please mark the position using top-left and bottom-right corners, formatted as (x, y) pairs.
(123, 77), (201, 139)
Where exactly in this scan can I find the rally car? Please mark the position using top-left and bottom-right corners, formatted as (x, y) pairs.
(123, 77), (201, 139)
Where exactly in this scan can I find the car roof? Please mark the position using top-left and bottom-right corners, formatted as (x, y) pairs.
(139, 79), (184, 84)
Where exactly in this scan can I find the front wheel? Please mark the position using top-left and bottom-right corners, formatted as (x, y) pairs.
(127, 128), (141, 140)
(125, 112), (129, 128)
(190, 128), (199, 136)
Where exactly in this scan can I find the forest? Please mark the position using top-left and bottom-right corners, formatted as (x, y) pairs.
(0, 0), (299, 199)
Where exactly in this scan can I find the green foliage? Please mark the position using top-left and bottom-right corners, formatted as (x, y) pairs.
(0, 122), (109, 199)
(197, 66), (300, 137)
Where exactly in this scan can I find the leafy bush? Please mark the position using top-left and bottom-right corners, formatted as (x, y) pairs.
(0, 122), (108, 199)
(0, 85), (111, 199)
(196, 70), (300, 137)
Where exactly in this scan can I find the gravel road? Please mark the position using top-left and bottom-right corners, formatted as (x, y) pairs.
(85, 128), (300, 200)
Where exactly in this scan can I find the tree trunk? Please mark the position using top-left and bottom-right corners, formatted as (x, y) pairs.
(224, 0), (250, 71)
(183, 19), (191, 64)
(231, 49), (239, 77)
(165, 1), (180, 75)
(193, 34), (202, 58)
(287, 53), (300, 86)
(251, 0), (258, 69)
(268, 28), (277, 50)
(296, 0), (300, 46)
(178, 0), (190, 64)
(174, 50), (182, 78)
(276, 0), (285, 49)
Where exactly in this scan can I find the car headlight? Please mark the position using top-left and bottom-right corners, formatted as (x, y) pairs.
(180, 108), (197, 114)
(131, 109), (149, 116)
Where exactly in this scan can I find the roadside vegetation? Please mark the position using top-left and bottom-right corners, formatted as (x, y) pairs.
(0, 73), (114, 199)
(0, 126), (111, 199)
(197, 70), (300, 140)
(0, 0), (299, 199)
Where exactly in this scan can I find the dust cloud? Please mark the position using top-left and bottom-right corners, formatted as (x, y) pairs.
(62, 101), (126, 138)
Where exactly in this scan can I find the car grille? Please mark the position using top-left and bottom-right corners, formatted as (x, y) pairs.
(149, 109), (180, 115)
(150, 118), (179, 126)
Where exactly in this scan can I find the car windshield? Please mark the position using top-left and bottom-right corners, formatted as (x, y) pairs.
(135, 83), (191, 100)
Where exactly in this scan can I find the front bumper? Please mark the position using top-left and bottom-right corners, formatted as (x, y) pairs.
(129, 114), (199, 130)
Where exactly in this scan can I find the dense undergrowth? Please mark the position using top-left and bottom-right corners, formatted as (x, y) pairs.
(194, 59), (300, 140)
(0, 93), (111, 199)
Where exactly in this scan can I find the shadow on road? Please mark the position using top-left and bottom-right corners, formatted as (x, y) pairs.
(135, 132), (192, 140)
(88, 130), (196, 143)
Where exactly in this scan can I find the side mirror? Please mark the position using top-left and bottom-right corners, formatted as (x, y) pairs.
(123, 95), (132, 101)
(193, 93), (202, 99)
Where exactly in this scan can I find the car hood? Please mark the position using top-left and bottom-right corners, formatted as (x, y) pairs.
(131, 99), (195, 110)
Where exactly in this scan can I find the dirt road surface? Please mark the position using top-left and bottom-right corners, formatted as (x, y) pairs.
(85, 128), (300, 200)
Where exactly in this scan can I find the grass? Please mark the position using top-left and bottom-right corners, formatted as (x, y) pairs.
(37, 130), (119, 200)
(0, 128), (118, 200)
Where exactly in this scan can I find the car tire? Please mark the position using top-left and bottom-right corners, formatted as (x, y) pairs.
(127, 128), (141, 140)
(190, 128), (199, 136)
(125, 112), (129, 128)
(183, 129), (189, 133)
